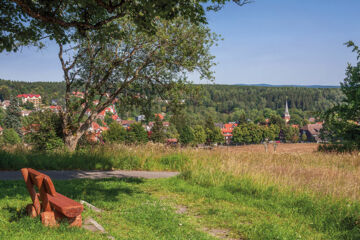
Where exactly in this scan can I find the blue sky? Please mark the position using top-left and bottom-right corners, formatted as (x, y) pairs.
(1, 0), (360, 85)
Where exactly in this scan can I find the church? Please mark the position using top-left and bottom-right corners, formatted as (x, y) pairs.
(283, 100), (291, 123)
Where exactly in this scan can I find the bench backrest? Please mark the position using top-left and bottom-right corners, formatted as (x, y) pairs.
(21, 168), (57, 213)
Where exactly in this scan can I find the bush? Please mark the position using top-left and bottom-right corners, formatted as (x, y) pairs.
(103, 122), (127, 143)
(2, 128), (21, 145)
(24, 110), (64, 151)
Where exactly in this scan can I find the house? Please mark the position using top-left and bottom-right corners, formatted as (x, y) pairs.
(308, 117), (316, 123)
(49, 105), (62, 113)
(155, 113), (164, 120)
(300, 122), (323, 142)
(166, 138), (178, 145)
(21, 110), (32, 117)
(121, 120), (135, 128)
(221, 123), (238, 144)
(72, 92), (84, 98)
(135, 115), (145, 122)
(0, 100), (10, 109)
(17, 94), (42, 108)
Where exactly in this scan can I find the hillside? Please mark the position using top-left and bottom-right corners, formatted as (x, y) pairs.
(0, 79), (343, 123)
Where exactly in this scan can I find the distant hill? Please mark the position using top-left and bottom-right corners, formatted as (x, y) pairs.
(233, 83), (340, 88)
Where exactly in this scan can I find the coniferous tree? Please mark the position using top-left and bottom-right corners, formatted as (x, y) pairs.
(4, 97), (21, 136)
(151, 116), (166, 143)
(179, 125), (194, 145)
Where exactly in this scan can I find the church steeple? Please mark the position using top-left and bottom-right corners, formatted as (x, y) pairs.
(284, 99), (290, 123)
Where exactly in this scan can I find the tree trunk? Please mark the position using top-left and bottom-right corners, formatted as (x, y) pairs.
(64, 134), (82, 152)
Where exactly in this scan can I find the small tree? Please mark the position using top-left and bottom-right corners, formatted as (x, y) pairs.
(4, 98), (22, 136)
(179, 125), (194, 146)
(103, 122), (127, 143)
(2, 128), (21, 145)
(128, 123), (148, 144)
(283, 126), (299, 143)
(301, 132), (307, 142)
(24, 110), (64, 151)
(151, 116), (166, 143)
(193, 125), (206, 145)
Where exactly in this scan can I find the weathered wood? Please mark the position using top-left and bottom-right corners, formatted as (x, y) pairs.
(20, 168), (41, 216)
(21, 168), (83, 227)
(47, 193), (83, 218)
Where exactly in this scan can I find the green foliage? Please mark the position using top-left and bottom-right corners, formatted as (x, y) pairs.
(128, 123), (148, 144)
(151, 116), (166, 143)
(165, 124), (179, 139)
(321, 42), (360, 150)
(2, 128), (21, 145)
(104, 112), (114, 126)
(192, 125), (207, 145)
(178, 125), (194, 145)
(232, 123), (264, 144)
(103, 122), (127, 144)
(4, 98), (22, 135)
(1, 0), (242, 52)
(24, 110), (64, 151)
(301, 132), (308, 142)
(204, 116), (223, 144)
(263, 124), (280, 141)
(283, 126), (299, 143)
(23, 101), (34, 110)
(0, 107), (5, 126)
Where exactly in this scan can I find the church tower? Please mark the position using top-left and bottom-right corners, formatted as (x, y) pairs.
(284, 100), (290, 123)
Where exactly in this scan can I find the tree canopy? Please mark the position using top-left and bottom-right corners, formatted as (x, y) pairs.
(321, 41), (360, 150)
(1, 0), (250, 52)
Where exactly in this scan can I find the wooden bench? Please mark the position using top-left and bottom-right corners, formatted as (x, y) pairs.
(21, 168), (83, 227)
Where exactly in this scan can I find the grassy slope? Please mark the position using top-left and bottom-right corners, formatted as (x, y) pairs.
(1, 176), (359, 240)
(1, 143), (360, 239)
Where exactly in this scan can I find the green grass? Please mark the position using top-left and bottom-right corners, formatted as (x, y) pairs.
(0, 146), (189, 171)
(1, 176), (359, 240)
(1, 144), (360, 239)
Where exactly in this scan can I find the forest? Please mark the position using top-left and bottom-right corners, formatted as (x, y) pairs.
(0, 79), (343, 124)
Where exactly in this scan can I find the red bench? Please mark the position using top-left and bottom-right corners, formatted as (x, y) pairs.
(21, 168), (83, 227)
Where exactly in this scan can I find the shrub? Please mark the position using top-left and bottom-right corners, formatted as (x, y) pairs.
(103, 122), (127, 143)
(2, 128), (21, 145)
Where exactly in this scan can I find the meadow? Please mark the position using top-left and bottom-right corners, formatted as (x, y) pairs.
(1, 143), (360, 239)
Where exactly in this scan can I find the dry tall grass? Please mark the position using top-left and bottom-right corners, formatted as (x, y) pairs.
(119, 143), (360, 201)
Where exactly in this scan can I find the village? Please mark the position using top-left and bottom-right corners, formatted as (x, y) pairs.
(0, 92), (324, 145)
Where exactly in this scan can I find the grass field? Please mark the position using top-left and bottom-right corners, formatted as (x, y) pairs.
(1, 143), (360, 239)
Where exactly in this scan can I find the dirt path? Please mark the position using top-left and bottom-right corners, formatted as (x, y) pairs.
(0, 170), (179, 180)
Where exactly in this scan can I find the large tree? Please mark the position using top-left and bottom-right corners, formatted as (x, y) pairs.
(58, 17), (216, 150)
(1, 0), (250, 52)
(321, 42), (360, 150)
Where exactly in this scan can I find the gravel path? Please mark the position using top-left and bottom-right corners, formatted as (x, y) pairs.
(0, 170), (180, 180)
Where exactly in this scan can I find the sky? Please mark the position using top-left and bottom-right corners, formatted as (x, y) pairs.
(0, 0), (360, 86)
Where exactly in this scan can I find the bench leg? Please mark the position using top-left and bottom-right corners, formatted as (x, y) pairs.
(53, 210), (82, 227)
(41, 211), (57, 227)
(26, 204), (38, 218)
(68, 214), (82, 227)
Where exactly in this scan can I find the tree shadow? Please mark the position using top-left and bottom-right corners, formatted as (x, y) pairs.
(0, 177), (145, 203)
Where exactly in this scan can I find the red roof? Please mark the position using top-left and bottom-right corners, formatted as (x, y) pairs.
(17, 94), (41, 98)
(91, 122), (100, 130)
(155, 113), (164, 120)
(221, 123), (237, 135)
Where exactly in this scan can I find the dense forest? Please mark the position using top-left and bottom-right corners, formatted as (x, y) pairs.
(0, 79), (343, 124)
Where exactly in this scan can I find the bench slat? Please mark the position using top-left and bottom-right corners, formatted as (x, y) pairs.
(47, 193), (83, 218)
